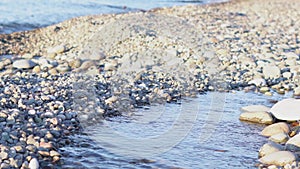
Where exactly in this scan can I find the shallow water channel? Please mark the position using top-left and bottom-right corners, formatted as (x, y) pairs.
(60, 91), (291, 169)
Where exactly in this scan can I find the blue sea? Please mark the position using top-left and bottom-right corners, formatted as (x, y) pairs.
(0, 0), (226, 34)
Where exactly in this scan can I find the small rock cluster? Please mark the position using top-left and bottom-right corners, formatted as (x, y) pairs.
(240, 98), (300, 168)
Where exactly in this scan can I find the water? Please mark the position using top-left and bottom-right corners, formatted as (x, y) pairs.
(0, 0), (226, 34)
(61, 91), (291, 169)
(1, 1), (281, 168)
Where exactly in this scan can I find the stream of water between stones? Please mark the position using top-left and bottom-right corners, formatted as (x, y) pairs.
(0, 1), (290, 168)
(60, 91), (292, 169)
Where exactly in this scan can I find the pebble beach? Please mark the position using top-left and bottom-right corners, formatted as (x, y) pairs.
(0, 0), (300, 168)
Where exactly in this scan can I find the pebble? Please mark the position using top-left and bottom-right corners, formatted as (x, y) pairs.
(259, 142), (283, 157)
(12, 59), (36, 69)
(260, 87), (270, 93)
(285, 134), (300, 151)
(239, 112), (273, 124)
(21, 53), (34, 59)
(28, 158), (39, 169)
(56, 64), (70, 73)
(32, 66), (41, 73)
(50, 150), (60, 157)
(38, 150), (50, 156)
(39, 142), (53, 149)
(263, 65), (281, 79)
(293, 87), (300, 96)
(261, 122), (290, 137)
(0, 151), (8, 160)
(259, 151), (296, 166)
(68, 59), (82, 68)
(269, 133), (289, 144)
(47, 45), (66, 56)
(248, 78), (266, 87)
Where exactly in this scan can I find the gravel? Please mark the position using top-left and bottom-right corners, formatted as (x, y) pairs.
(0, 0), (299, 168)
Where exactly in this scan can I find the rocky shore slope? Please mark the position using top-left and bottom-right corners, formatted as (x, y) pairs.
(0, 0), (300, 168)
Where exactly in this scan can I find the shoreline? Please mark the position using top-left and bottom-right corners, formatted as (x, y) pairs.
(0, 0), (300, 168)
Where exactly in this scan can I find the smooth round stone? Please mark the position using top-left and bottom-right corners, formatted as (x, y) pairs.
(0, 163), (10, 169)
(260, 87), (270, 93)
(78, 60), (95, 71)
(239, 112), (273, 124)
(285, 52), (298, 60)
(241, 105), (270, 113)
(0, 112), (8, 121)
(85, 66), (99, 75)
(44, 112), (54, 118)
(259, 142), (283, 157)
(276, 89), (285, 95)
(39, 142), (53, 149)
(269, 133), (289, 144)
(285, 59), (296, 66)
(52, 156), (60, 162)
(261, 122), (290, 137)
(3, 59), (12, 65)
(259, 151), (296, 166)
(267, 165), (278, 169)
(50, 150), (60, 157)
(47, 45), (66, 55)
(12, 59), (36, 69)
(1, 132), (10, 141)
(285, 134), (300, 151)
(293, 86), (300, 96)
(48, 68), (58, 75)
(269, 98), (300, 121)
(38, 150), (50, 156)
(104, 62), (117, 71)
(265, 92), (273, 96)
(263, 65), (281, 79)
(0, 62), (5, 70)
(21, 53), (34, 59)
(28, 158), (39, 169)
(56, 64), (70, 73)
(248, 78), (266, 87)
(68, 59), (81, 68)
(0, 151), (8, 160)
(32, 66), (41, 73)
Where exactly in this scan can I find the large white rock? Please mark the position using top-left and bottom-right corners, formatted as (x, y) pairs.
(239, 112), (273, 124)
(286, 134), (300, 151)
(261, 122), (290, 137)
(12, 59), (36, 69)
(259, 142), (283, 157)
(269, 98), (300, 121)
(29, 158), (39, 169)
(241, 105), (270, 113)
(259, 151), (296, 166)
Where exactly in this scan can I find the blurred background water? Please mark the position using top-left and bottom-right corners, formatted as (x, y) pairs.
(0, 0), (227, 34)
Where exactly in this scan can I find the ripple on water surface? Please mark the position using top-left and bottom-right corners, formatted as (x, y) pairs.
(60, 91), (291, 169)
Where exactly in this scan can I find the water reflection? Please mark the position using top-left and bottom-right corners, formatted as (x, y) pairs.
(61, 91), (291, 169)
